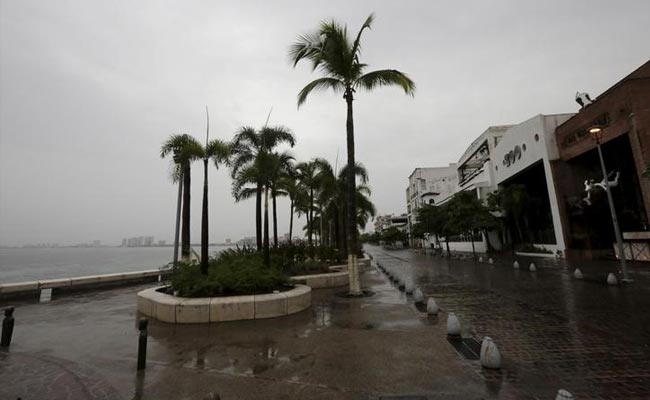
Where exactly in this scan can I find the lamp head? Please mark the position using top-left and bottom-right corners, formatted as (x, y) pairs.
(588, 126), (604, 143)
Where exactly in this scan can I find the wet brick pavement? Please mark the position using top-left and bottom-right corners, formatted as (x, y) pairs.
(3, 247), (650, 399)
(0, 264), (491, 400)
(366, 245), (650, 400)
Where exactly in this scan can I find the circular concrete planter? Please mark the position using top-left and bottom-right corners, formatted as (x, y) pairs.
(290, 270), (348, 288)
(288, 257), (370, 289)
(137, 284), (311, 324)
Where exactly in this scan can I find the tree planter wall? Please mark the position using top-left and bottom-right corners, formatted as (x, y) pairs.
(290, 271), (348, 288)
(289, 256), (371, 289)
(137, 284), (311, 324)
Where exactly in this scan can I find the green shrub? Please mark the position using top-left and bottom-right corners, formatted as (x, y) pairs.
(284, 259), (331, 276)
(171, 252), (288, 297)
(270, 241), (344, 274)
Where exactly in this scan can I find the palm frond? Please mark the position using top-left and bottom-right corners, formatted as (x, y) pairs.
(356, 69), (416, 96)
(289, 31), (325, 69)
(259, 125), (296, 148)
(206, 139), (230, 169)
(297, 77), (344, 107)
(351, 13), (375, 61)
(338, 161), (369, 184)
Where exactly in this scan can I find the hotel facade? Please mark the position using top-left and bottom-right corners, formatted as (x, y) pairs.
(406, 59), (650, 260)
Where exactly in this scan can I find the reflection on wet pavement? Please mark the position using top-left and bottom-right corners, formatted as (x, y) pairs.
(368, 245), (650, 399)
(7, 245), (646, 399)
(1, 257), (492, 400)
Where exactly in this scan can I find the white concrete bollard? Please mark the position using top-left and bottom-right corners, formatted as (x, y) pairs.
(480, 337), (501, 369)
(427, 298), (439, 315)
(607, 273), (618, 286)
(513, 260), (520, 269)
(529, 263), (537, 272)
(555, 389), (574, 400)
(574, 268), (583, 279)
(478, 256), (484, 263)
(488, 258), (494, 264)
(446, 313), (461, 337)
(413, 288), (424, 304)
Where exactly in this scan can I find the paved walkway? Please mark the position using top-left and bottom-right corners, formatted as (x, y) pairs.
(1, 265), (492, 400)
(3, 248), (649, 399)
(367, 245), (650, 399)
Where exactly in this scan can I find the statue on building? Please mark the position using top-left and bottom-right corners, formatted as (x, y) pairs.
(575, 92), (593, 109)
(583, 171), (620, 206)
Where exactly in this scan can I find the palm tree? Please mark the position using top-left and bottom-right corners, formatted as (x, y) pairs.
(261, 151), (294, 264)
(270, 158), (295, 248)
(230, 126), (296, 251)
(198, 134), (230, 273)
(296, 160), (319, 248)
(160, 134), (202, 263)
(313, 158), (339, 247)
(291, 13), (415, 294)
(276, 164), (300, 245)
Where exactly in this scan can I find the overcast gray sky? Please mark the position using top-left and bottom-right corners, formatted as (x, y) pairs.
(1, 0), (648, 246)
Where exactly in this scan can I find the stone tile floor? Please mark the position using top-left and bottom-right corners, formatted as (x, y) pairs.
(0, 262), (488, 400)
(368, 245), (650, 400)
(2, 247), (649, 399)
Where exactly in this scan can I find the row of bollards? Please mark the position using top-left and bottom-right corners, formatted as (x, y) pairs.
(1, 306), (15, 347)
(574, 268), (619, 285)
(478, 256), (495, 264)
(512, 260), (537, 272)
(376, 258), (575, 398)
(477, 254), (617, 288)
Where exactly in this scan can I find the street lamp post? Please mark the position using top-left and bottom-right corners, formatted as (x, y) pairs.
(588, 126), (630, 282)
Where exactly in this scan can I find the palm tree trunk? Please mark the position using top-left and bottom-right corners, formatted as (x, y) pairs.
(272, 190), (278, 248)
(345, 90), (360, 295)
(319, 209), (324, 247)
(470, 231), (476, 258)
(200, 158), (209, 274)
(308, 188), (314, 247)
(263, 187), (270, 266)
(256, 183), (262, 251)
(181, 163), (191, 261)
(173, 175), (183, 267)
(329, 218), (334, 247)
(340, 209), (347, 258)
(289, 199), (294, 245)
(334, 205), (341, 253)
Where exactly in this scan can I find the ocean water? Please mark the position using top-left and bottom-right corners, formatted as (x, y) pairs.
(0, 245), (231, 284)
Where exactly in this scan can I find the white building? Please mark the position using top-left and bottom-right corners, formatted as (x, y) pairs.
(374, 214), (409, 233)
(405, 165), (457, 245)
(456, 125), (512, 199)
(432, 125), (513, 253)
(492, 113), (574, 254)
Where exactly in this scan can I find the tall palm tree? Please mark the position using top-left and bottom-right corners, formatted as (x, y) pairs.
(160, 134), (202, 263)
(230, 126), (296, 251)
(261, 151), (294, 264)
(336, 162), (372, 255)
(314, 158), (338, 246)
(291, 13), (415, 294)
(270, 158), (295, 248)
(197, 134), (230, 273)
(276, 163), (299, 245)
(296, 160), (319, 248)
